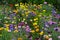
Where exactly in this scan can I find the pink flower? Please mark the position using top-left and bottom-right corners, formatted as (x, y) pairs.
(48, 21), (56, 25)
(44, 2), (47, 4)
(25, 25), (31, 32)
(18, 26), (21, 28)
(58, 36), (60, 39)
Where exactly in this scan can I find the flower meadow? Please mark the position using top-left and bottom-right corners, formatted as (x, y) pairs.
(0, 2), (60, 40)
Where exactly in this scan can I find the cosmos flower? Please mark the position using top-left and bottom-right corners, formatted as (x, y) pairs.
(54, 27), (58, 31)
(54, 27), (60, 32)
(25, 25), (31, 32)
(48, 20), (56, 25)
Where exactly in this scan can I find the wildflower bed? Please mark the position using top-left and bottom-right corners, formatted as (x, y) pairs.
(0, 3), (60, 40)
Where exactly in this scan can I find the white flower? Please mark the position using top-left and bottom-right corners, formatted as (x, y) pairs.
(8, 30), (11, 32)
(18, 26), (21, 28)
(49, 38), (52, 40)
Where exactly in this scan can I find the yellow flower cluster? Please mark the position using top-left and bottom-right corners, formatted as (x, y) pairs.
(39, 31), (44, 35)
(0, 27), (4, 31)
(18, 37), (22, 40)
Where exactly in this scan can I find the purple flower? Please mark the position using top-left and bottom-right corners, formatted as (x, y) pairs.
(52, 9), (56, 16)
(54, 27), (59, 31)
(18, 22), (25, 26)
(28, 12), (36, 17)
(28, 35), (32, 40)
(44, 22), (49, 27)
(48, 20), (56, 25)
(25, 25), (30, 32)
(9, 24), (14, 30)
(55, 14), (60, 19)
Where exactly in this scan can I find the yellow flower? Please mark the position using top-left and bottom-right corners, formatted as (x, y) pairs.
(40, 5), (42, 8)
(14, 17), (16, 19)
(33, 4), (36, 6)
(39, 31), (44, 35)
(35, 28), (39, 32)
(38, 15), (41, 17)
(33, 22), (37, 26)
(26, 15), (28, 17)
(43, 10), (46, 12)
(30, 30), (35, 33)
(25, 12), (29, 15)
(45, 35), (49, 40)
(20, 5), (25, 9)
(48, 4), (52, 7)
(34, 25), (39, 28)
(15, 27), (18, 29)
(5, 21), (8, 23)
(22, 14), (24, 16)
(0, 27), (4, 31)
(15, 4), (19, 6)
(13, 10), (18, 13)
(18, 37), (22, 40)
(12, 21), (15, 23)
(20, 2), (23, 5)
(4, 24), (9, 27)
(34, 18), (38, 21)
(14, 30), (18, 32)
(7, 17), (10, 19)
(30, 19), (33, 22)
(19, 19), (20, 21)
(4, 27), (9, 31)
(23, 18), (25, 21)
